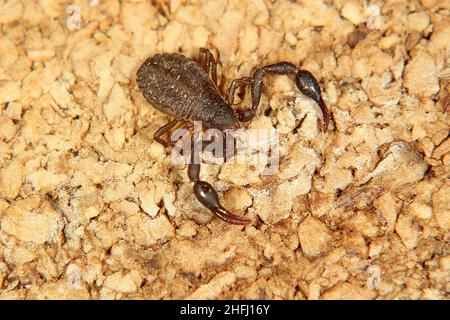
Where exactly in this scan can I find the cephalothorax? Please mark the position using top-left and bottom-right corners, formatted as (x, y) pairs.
(137, 48), (329, 225)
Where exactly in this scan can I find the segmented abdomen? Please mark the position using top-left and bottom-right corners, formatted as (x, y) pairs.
(136, 53), (219, 121)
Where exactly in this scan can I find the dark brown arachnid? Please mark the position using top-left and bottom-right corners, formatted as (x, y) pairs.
(136, 48), (329, 225)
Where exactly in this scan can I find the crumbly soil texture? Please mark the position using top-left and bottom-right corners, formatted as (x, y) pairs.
(0, 0), (449, 299)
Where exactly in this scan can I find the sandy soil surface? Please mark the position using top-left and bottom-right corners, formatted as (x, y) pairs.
(0, 0), (449, 299)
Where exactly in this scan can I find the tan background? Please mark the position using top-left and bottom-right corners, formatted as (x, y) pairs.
(0, 0), (449, 299)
